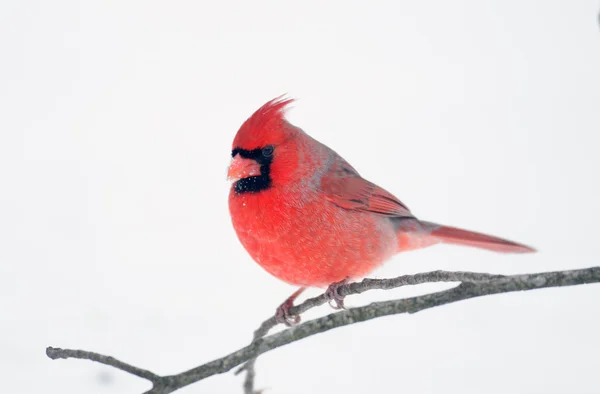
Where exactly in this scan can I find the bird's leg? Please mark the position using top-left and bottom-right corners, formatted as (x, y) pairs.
(275, 287), (306, 326)
(325, 278), (350, 310)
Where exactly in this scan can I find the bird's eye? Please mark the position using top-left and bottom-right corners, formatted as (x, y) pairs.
(262, 145), (274, 157)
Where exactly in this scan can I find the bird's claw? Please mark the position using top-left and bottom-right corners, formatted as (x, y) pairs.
(275, 287), (305, 326)
(325, 279), (349, 310)
(275, 299), (301, 326)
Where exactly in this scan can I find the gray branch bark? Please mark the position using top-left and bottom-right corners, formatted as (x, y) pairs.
(46, 267), (600, 394)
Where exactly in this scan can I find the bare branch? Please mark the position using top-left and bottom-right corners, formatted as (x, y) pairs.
(46, 267), (600, 394)
(236, 269), (509, 393)
(46, 346), (162, 383)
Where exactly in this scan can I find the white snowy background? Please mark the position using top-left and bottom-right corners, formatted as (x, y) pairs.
(2, 1), (599, 393)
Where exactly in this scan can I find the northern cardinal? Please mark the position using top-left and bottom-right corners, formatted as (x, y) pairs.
(228, 96), (535, 324)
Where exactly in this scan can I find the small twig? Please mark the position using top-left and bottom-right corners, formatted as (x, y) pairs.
(46, 347), (162, 384)
(46, 267), (600, 394)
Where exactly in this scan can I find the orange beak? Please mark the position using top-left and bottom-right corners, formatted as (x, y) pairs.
(227, 155), (262, 182)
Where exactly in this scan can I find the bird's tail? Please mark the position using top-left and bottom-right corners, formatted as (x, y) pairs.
(394, 219), (536, 254)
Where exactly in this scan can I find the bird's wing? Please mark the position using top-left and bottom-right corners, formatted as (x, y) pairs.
(318, 159), (414, 218)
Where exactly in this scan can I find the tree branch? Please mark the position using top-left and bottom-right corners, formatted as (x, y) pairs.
(46, 267), (600, 394)
(46, 347), (162, 383)
(234, 269), (510, 392)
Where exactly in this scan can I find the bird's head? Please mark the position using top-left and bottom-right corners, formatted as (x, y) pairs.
(228, 96), (302, 194)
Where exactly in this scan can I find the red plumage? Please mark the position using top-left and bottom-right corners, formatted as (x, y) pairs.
(228, 97), (535, 290)
(232, 96), (295, 150)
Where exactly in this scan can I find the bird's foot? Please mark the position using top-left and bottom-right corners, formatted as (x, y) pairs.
(275, 287), (305, 326)
(275, 299), (300, 326)
(325, 278), (350, 310)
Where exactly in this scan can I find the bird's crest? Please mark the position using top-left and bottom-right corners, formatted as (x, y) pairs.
(233, 95), (295, 149)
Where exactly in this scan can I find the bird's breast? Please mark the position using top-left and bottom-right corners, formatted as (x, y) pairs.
(229, 185), (398, 287)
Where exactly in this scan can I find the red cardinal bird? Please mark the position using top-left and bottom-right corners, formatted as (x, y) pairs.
(228, 96), (535, 324)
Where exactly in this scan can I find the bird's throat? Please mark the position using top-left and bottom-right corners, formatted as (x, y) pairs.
(234, 173), (272, 194)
